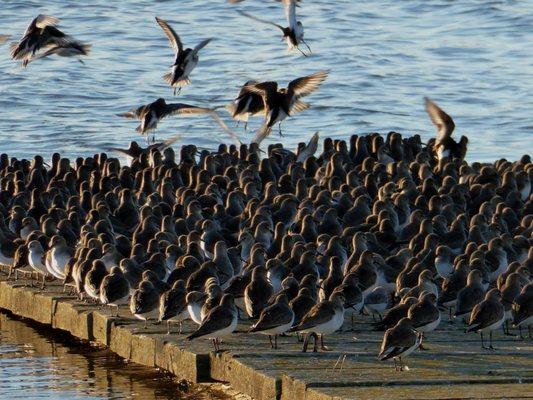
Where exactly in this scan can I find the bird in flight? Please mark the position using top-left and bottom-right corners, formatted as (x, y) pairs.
(237, 0), (311, 56)
(155, 17), (212, 95)
(245, 70), (328, 144)
(118, 98), (241, 144)
(10, 15), (90, 67)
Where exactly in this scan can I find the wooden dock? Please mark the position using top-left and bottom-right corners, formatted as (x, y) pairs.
(1, 275), (532, 400)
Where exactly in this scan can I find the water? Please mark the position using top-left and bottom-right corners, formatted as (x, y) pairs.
(0, 312), (227, 399)
(0, 1), (531, 161)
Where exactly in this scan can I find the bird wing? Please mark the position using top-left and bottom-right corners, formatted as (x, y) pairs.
(379, 325), (415, 359)
(244, 81), (278, 104)
(253, 304), (291, 331)
(251, 120), (272, 145)
(25, 15), (58, 35)
(155, 17), (183, 54)
(237, 11), (285, 32)
(287, 71), (328, 98)
(290, 99), (310, 115)
(189, 306), (234, 339)
(117, 105), (146, 119)
(284, 0), (298, 31)
(294, 301), (334, 331)
(296, 131), (319, 162)
(162, 103), (213, 118)
(192, 38), (212, 55)
(208, 110), (243, 145)
(424, 97), (455, 143)
(152, 134), (183, 152)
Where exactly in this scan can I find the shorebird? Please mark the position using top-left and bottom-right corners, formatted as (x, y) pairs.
(246, 71), (328, 144)
(187, 294), (238, 352)
(512, 283), (533, 339)
(467, 288), (505, 350)
(100, 266), (130, 316)
(159, 280), (187, 334)
(45, 235), (73, 281)
(119, 98), (239, 144)
(378, 317), (421, 371)
(226, 80), (265, 129)
(249, 293), (295, 349)
(10, 15), (90, 67)
(84, 260), (108, 302)
(237, 0), (311, 56)
(288, 292), (345, 352)
(155, 17), (212, 95)
(454, 269), (486, 322)
(424, 97), (468, 161)
(27, 240), (48, 289)
(407, 292), (441, 349)
(130, 279), (161, 328)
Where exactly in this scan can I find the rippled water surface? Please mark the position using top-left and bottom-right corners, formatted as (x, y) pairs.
(0, 312), (226, 399)
(0, 1), (532, 161)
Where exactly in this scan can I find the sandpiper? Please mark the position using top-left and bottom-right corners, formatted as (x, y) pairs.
(512, 283), (532, 339)
(99, 266), (130, 316)
(155, 17), (212, 95)
(187, 294), (238, 352)
(246, 71), (328, 144)
(238, 0), (310, 56)
(378, 317), (421, 371)
(424, 97), (468, 161)
(159, 280), (187, 334)
(407, 292), (441, 349)
(226, 80), (265, 129)
(467, 288), (505, 350)
(130, 279), (161, 328)
(288, 291), (345, 352)
(27, 240), (48, 289)
(10, 15), (90, 67)
(250, 293), (295, 349)
(118, 98), (214, 139)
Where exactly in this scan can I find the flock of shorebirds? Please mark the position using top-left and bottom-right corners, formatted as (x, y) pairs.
(0, 1), (532, 373)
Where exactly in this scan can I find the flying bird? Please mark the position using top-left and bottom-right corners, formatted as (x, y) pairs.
(155, 17), (212, 95)
(118, 98), (240, 144)
(246, 70), (328, 144)
(10, 15), (90, 67)
(237, 0), (310, 56)
(226, 80), (265, 130)
(424, 97), (468, 161)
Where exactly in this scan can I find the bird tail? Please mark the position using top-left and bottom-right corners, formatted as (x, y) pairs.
(163, 73), (191, 87)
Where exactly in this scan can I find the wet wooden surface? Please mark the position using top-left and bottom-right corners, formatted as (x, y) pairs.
(1, 274), (532, 400)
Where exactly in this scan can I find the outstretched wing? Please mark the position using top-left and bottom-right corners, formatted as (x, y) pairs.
(162, 103), (213, 118)
(287, 70), (328, 98)
(424, 97), (455, 144)
(117, 105), (146, 119)
(251, 120), (272, 145)
(237, 11), (285, 32)
(155, 17), (183, 54)
(284, 0), (298, 31)
(209, 110), (243, 145)
(192, 38), (212, 55)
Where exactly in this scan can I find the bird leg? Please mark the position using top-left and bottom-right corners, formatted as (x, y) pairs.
(166, 320), (171, 335)
(480, 332), (488, 350)
(212, 338), (218, 352)
(297, 46), (308, 57)
(144, 319), (148, 329)
(518, 326), (523, 339)
(418, 333), (429, 350)
(179, 321), (183, 335)
(393, 358), (398, 371)
(278, 123), (284, 137)
(274, 334), (278, 349)
(268, 335), (274, 349)
(489, 331), (496, 350)
(302, 40), (312, 54)
(297, 332), (303, 342)
(320, 334), (331, 351)
(448, 307), (454, 324)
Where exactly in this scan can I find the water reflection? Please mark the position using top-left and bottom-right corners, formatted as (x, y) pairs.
(0, 312), (225, 400)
